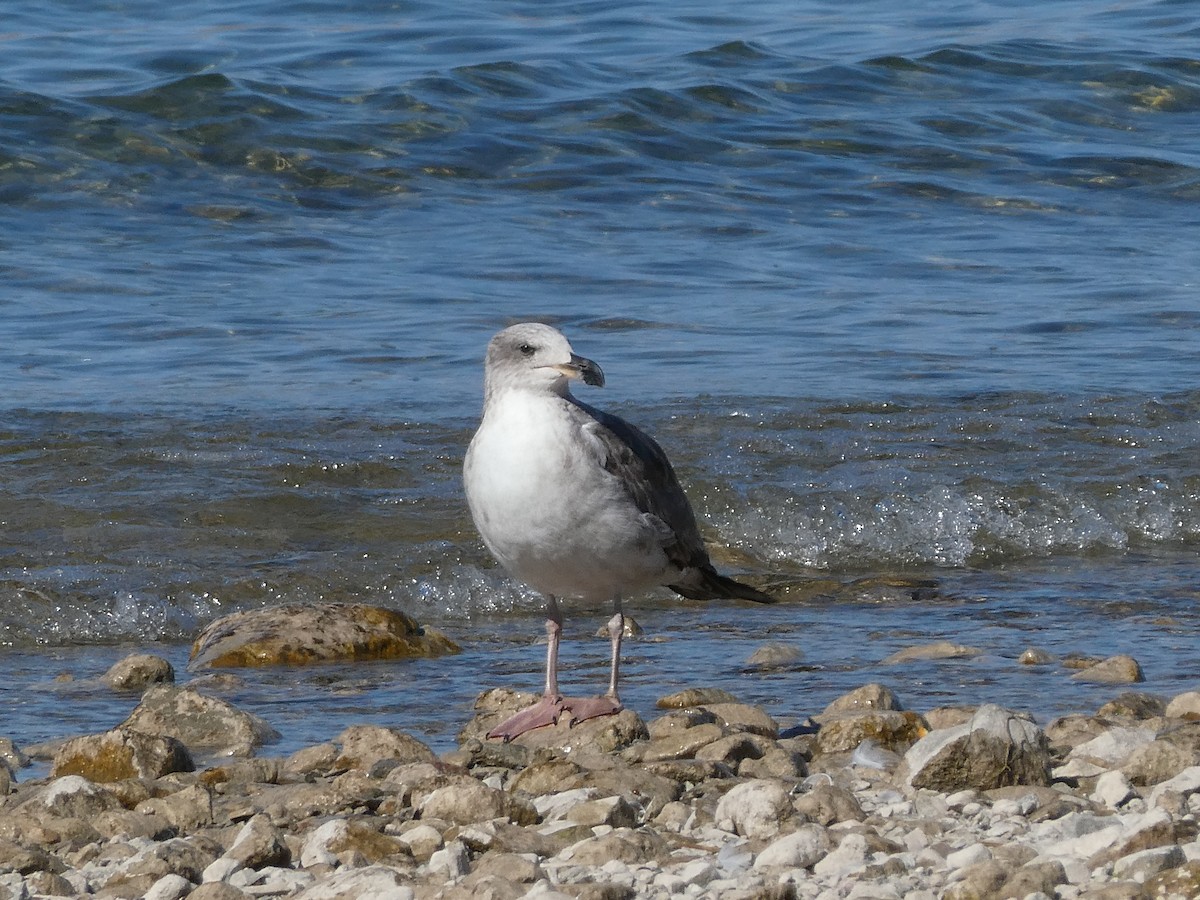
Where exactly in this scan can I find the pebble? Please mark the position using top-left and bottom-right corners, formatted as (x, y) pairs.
(5, 669), (1200, 899)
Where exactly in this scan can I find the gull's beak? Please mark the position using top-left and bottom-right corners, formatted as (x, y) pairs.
(552, 354), (605, 387)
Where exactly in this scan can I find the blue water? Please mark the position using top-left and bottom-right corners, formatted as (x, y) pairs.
(2, 0), (1199, 762)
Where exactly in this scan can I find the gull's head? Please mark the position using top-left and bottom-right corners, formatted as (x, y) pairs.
(484, 322), (605, 398)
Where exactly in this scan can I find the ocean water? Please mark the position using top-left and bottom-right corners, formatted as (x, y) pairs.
(2, 0), (1200, 762)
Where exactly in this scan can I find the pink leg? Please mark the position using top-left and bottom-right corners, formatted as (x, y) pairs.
(487, 597), (625, 741)
(561, 597), (624, 722)
(488, 597), (570, 741)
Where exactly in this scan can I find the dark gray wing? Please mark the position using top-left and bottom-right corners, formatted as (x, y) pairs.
(571, 399), (774, 604)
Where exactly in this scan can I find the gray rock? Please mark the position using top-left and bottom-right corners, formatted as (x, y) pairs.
(122, 685), (279, 757)
(144, 873), (192, 900)
(745, 642), (803, 669)
(1111, 844), (1185, 881)
(1091, 770), (1137, 808)
(900, 704), (1051, 791)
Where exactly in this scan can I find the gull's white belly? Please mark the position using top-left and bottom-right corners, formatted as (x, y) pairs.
(464, 398), (670, 600)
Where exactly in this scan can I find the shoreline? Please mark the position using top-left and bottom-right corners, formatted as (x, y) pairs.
(2, 654), (1199, 899)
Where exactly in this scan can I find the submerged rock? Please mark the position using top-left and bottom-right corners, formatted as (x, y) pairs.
(188, 602), (460, 670)
(880, 641), (982, 664)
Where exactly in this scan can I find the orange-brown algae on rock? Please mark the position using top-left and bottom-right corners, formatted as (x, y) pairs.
(187, 602), (460, 670)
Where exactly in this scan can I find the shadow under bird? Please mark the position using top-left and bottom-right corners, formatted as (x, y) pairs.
(463, 322), (775, 741)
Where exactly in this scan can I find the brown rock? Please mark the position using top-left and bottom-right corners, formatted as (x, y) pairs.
(567, 795), (639, 829)
(508, 758), (588, 796)
(820, 683), (902, 716)
(52, 728), (193, 781)
(135, 783), (213, 831)
(121, 685), (279, 757)
(815, 710), (928, 755)
(564, 828), (669, 866)
(420, 776), (538, 826)
(188, 884), (254, 900)
(332, 724), (436, 771)
(900, 705), (1050, 791)
(701, 703), (779, 738)
(656, 687), (738, 709)
(739, 746), (807, 780)
(646, 707), (719, 739)
(460, 689), (648, 753)
(1097, 691), (1165, 719)
(941, 859), (1008, 900)
(188, 602), (459, 669)
(1141, 860), (1200, 898)
(102, 653), (175, 690)
(0, 837), (61, 875)
(1120, 739), (1197, 786)
(636, 722), (725, 762)
(999, 859), (1067, 898)
(1019, 647), (1055, 665)
(641, 758), (734, 784)
(694, 733), (770, 768)
(792, 782), (864, 825)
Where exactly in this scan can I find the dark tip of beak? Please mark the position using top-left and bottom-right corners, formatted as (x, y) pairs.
(575, 355), (605, 387)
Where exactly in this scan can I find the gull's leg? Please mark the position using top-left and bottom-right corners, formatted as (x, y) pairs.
(543, 594), (563, 699)
(487, 596), (569, 741)
(562, 595), (624, 724)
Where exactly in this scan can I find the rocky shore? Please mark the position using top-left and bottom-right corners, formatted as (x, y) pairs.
(2, 651), (1200, 900)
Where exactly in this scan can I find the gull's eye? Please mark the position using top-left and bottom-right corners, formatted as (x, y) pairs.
(518, 343), (536, 357)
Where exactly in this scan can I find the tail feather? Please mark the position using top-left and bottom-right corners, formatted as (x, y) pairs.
(669, 566), (776, 604)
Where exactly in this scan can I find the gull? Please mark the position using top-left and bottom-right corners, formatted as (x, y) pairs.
(463, 322), (774, 741)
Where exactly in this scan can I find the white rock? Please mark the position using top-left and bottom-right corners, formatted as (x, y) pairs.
(754, 824), (831, 870)
(1111, 844), (1185, 881)
(674, 858), (717, 886)
(293, 865), (415, 900)
(1147, 765), (1200, 807)
(203, 856), (244, 883)
(1165, 691), (1200, 718)
(1092, 770), (1136, 809)
(945, 842), (992, 869)
(428, 840), (469, 878)
(1067, 727), (1156, 766)
(812, 832), (869, 878)
(0, 874), (27, 900)
(144, 874), (192, 900)
(714, 780), (793, 839)
(300, 819), (347, 868)
(534, 787), (596, 821)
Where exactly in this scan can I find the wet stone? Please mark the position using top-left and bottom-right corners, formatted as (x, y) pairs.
(655, 687), (738, 709)
(188, 602), (460, 670)
(1071, 654), (1145, 684)
(102, 654), (176, 691)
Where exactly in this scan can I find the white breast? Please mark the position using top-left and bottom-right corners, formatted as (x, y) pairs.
(464, 391), (672, 601)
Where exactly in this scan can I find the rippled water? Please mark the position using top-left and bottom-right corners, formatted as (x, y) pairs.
(2, 0), (1199, 760)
